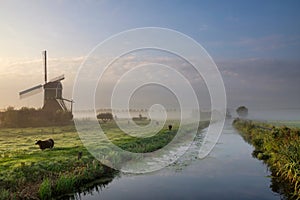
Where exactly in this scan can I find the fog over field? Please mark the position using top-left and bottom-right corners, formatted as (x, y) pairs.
(0, 1), (300, 200)
(0, 1), (299, 113)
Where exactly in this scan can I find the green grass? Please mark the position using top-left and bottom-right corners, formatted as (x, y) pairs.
(38, 178), (52, 200)
(54, 175), (76, 196)
(0, 188), (10, 200)
(233, 118), (300, 199)
(0, 125), (90, 199)
(0, 119), (208, 199)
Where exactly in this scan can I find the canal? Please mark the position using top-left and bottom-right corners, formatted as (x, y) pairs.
(75, 120), (281, 200)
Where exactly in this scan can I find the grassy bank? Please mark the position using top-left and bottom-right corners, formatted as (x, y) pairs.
(233, 118), (300, 199)
(0, 120), (208, 199)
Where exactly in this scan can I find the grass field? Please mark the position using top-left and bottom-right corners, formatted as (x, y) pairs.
(0, 125), (96, 199)
(0, 119), (208, 199)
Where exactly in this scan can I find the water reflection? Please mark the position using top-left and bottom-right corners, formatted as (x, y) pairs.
(66, 176), (117, 200)
(269, 171), (294, 200)
(239, 128), (295, 200)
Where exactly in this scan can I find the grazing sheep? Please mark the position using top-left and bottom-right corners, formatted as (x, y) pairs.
(35, 139), (54, 150)
(168, 125), (172, 131)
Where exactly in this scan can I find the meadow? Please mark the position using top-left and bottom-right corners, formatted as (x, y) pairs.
(0, 120), (209, 199)
(233, 119), (300, 199)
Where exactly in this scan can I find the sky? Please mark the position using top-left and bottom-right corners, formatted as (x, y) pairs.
(0, 0), (300, 111)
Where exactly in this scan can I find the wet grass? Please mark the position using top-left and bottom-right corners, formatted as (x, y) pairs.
(233, 118), (300, 199)
(0, 119), (208, 199)
(39, 178), (52, 200)
(0, 125), (93, 199)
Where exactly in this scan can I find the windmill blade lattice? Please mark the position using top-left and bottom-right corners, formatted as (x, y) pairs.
(50, 74), (65, 82)
(19, 84), (43, 99)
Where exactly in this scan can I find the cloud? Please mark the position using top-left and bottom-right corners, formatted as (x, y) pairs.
(0, 56), (85, 76)
(203, 34), (300, 60)
(199, 24), (208, 31)
(221, 69), (239, 77)
(216, 58), (300, 108)
(3, 52), (299, 110)
(235, 35), (300, 52)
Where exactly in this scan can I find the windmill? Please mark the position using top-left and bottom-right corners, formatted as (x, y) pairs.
(19, 51), (74, 113)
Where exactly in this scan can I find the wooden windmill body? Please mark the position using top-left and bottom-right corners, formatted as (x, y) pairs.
(19, 51), (73, 113)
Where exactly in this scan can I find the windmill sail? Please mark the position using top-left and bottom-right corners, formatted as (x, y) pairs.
(19, 84), (43, 99)
(50, 74), (65, 82)
(43, 50), (47, 83)
(19, 51), (71, 113)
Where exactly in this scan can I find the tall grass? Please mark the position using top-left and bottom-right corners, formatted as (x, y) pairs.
(233, 118), (300, 199)
(54, 175), (76, 195)
(38, 178), (52, 200)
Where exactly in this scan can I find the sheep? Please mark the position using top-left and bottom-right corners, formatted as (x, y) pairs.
(35, 139), (54, 150)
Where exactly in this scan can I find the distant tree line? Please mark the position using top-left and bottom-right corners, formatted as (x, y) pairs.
(0, 106), (73, 128)
(96, 108), (177, 113)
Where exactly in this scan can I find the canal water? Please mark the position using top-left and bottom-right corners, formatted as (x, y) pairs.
(74, 120), (282, 200)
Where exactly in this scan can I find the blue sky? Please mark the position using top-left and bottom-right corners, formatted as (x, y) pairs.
(0, 0), (300, 110)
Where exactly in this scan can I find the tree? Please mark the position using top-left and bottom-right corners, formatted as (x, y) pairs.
(97, 112), (113, 123)
(236, 106), (248, 118)
(0, 107), (73, 128)
(54, 110), (73, 125)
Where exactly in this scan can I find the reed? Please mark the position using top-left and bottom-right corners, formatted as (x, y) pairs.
(233, 118), (300, 199)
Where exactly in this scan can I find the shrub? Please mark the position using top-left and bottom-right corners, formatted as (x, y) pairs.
(54, 175), (76, 195)
(97, 112), (113, 123)
(236, 106), (248, 118)
(253, 138), (264, 149)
